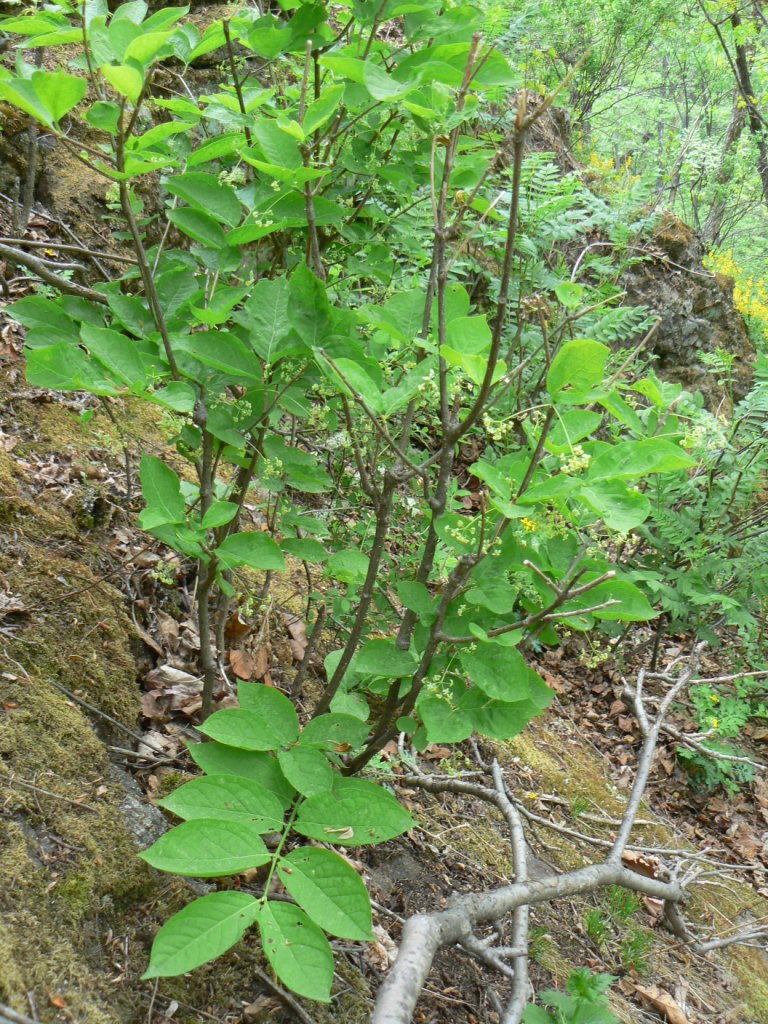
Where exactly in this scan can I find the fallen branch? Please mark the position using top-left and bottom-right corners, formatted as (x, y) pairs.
(371, 650), (766, 1024)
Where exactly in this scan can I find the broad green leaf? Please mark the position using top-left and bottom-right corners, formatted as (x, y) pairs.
(215, 531), (285, 571)
(148, 381), (197, 414)
(288, 264), (334, 345)
(558, 577), (656, 622)
(577, 481), (651, 533)
(234, 277), (291, 362)
(8, 296), (77, 336)
(81, 324), (147, 387)
(139, 455), (185, 528)
(318, 354), (384, 413)
(155, 267), (200, 317)
(166, 171), (242, 227)
(394, 581), (436, 623)
(157, 775), (285, 829)
(85, 100), (121, 133)
(587, 440), (697, 481)
(445, 315), (491, 353)
(198, 701), (298, 751)
(417, 693), (473, 743)
(458, 646), (539, 702)
(326, 549), (369, 584)
(353, 639), (417, 678)
(100, 63), (144, 104)
(201, 501), (239, 529)
(299, 714), (369, 750)
(168, 207), (228, 248)
(278, 848), (373, 941)
(281, 538), (328, 564)
(304, 84), (344, 134)
(460, 690), (541, 740)
(124, 30), (174, 65)
(143, 892), (259, 978)
(251, 120), (303, 168)
(257, 902), (333, 1002)
(546, 410), (603, 454)
(554, 281), (584, 308)
(139, 819), (270, 876)
(175, 331), (262, 382)
(295, 778), (413, 846)
(440, 345), (506, 386)
(277, 744), (334, 796)
(187, 742), (295, 807)
(29, 69), (87, 124)
(547, 339), (610, 402)
(25, 344), (118, 393)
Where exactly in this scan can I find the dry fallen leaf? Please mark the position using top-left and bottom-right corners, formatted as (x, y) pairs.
(631, 982), (689, 1024)
(230, 648), (256, 680)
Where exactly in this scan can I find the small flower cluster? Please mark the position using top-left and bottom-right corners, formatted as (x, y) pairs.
(483, 413), (516, 442)
(559, 444), (591, 475)
(218, 166), (246, 187)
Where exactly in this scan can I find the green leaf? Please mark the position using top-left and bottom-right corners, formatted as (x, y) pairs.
(460, 690), (541, 740)
(547, 340), (610, 402)
(139, 819), (270, 876)
(251, 120), (303, 169)
(277, 744), (334, 796)
(395, 581), (437, 623)
(353, 639), (417, 678)
(168, 207), (228, 248)
(8, 296), (77, 336)
(235, 277), (292, 363)
(577, 482), (651, 532)
(299, 714), (369, 750)
(554, 282), (584, 308)
(124, 30), (174, 65)
(139, 455), (185, 528)
(198, 702), (298, 751)
(85, 100), (121, 133)
(458, 646), (540, 702)
(295, 778), (413, 846)
(304, 84), (344, 134)
(279, 848), (373, 941)
(201, 500), (239, 529)
(318, 354), (384, 413)
(215, 531), (285, 571)
(155, 267), (200, 317)
(587, 440), (697, 481)
(559, 578), (656, 622)
(445, 315), (491, 353)
(417, 693), (473, 743)
(187, 743), (295, 807)
(157, 775), (285, 830)
(288, 264), (334, 345)
(33, 69), (88, 123)
(325, 549), (369, 584)
(25, 344), (118, 394)
(81, 324), (147, 387)
(166, 171), (242, 227)
(143, 892), (259, 978)
(281, 538), (328, 564)
(100, 63), (144, 104)
(175, 330), (262, 382)
(440, 345), (506, 386)
(257, 902), (333, 1002)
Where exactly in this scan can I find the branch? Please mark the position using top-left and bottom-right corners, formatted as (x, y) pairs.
(0, 242), (108, 303)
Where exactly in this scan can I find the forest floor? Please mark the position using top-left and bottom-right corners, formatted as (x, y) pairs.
(2, 218), (768, 1024)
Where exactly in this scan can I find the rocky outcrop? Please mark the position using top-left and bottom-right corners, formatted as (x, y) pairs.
(623, 213), (754, 405)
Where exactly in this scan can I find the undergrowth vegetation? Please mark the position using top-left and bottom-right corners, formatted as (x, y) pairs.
(1, 0), (767, 1015)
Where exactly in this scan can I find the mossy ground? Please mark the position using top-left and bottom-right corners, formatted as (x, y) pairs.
(0, 381), (372, 1024)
